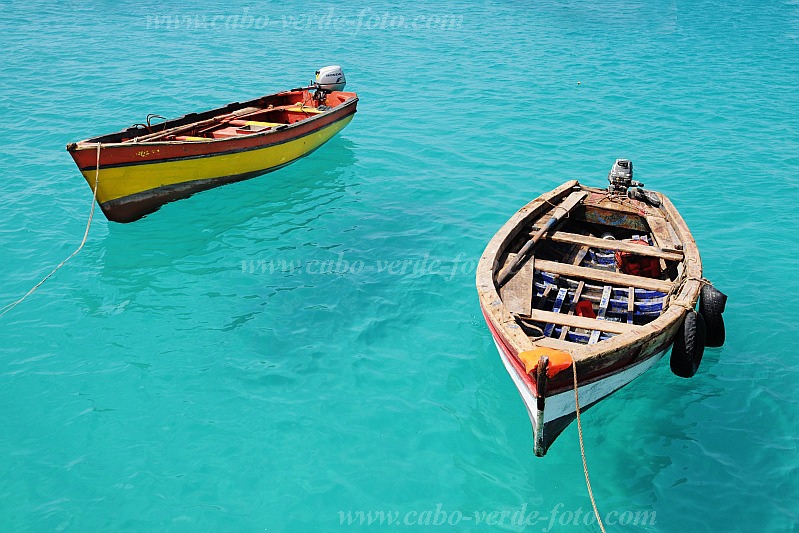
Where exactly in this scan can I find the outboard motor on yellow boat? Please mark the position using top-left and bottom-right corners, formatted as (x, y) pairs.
(607, 158), (661, 207)
(311, 65), (346, 107)
(314, 65), (346, 92)
(289, 65), (348, 106)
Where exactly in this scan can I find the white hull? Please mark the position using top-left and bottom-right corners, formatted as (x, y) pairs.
(493, 339), (668, 450)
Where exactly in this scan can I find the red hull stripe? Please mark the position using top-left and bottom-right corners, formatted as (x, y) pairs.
(480, 304), (539, 397)
(480, 303), (673, 397)
(74, 102), (356, 171)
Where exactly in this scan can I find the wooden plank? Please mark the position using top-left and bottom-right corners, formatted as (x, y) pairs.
(128, 106), (264, 142)
(540, 231), (684, 262)
(646, 216), (681, 251)
(534, 259), (674, 293)
(589, 286), (612, 344)
(580, 205), (649, 232)
(572, 246), (591, 269)
(531, 191), (589, 229)
(521, 309), (636, 335)
(536, 336), (579, 352)
(544, 288), (568, 337)
(500, 254), (534, 316)
(568, 244), (591, 267)
(627, 287), (635, 324)
(665, 220), (683, 250)
(559, 281), (585, 340)
(535, 280), (556, 310)
(497, 190), (588, 286)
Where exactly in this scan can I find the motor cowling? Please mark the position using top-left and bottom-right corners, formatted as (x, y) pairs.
(607, 159), (643, 193)
(315, 65), (346, 92)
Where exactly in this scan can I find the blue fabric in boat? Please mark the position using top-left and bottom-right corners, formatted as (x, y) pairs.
(543, 288), (569, 337)
(533, 281), (664, 316)
(537, 272), (667, 300)
(588, 249), (616, 265)
(550, 326), (614, 344)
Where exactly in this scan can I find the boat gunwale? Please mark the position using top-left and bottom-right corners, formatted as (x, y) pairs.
(70, 108), (357, 174)
(67, 93), (359, 151)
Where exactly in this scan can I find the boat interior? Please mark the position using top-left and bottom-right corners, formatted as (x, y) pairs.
(82, 90), (356, 145)
(498, 193), (685, 346)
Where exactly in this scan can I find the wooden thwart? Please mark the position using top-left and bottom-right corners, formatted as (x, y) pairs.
(535, 336), (578, 352)
(533, 259), (673, 293)
(127, 107), (265, 143)
(540, 231), (684, 262)
(519, 309), (636, 335)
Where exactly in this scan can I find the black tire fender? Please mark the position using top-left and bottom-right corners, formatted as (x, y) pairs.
(670, 310), (707, 378)
(700, 284), (727, 348)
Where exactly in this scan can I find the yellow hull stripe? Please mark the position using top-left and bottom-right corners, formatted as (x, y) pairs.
(82, 115), (353, 204)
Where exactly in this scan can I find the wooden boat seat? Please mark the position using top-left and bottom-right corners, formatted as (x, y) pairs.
(173, 136), (211, 142)
(540, 231), (684, 262)
(285, 106), (324, 114)
(229, 120), (283, 129)
(211, 127), (246, 139)
(534, 259), (673, 293)
(518, 309), (636, 335)
(210, 122), (283, 138)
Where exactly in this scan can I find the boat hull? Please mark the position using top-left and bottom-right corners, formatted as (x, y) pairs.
(481, 300), (675, 455)
(490, 328), (669, 455)
(476, 180), (703, 456)
(68, 93), (356, 222)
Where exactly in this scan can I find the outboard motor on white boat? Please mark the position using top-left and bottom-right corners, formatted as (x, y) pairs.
(607, 159), (642, 194)
(607, 159), (662, 207)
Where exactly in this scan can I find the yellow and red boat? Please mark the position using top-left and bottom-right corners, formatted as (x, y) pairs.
(67, 66), (357, 223)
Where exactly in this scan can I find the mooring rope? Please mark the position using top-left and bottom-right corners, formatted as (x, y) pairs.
(571, 357), (607, 533)
(667, 265), (711, 312)
(0, 144), (102, 318)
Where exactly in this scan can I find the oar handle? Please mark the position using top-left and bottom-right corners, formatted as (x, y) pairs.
(496, 190), (587, 287)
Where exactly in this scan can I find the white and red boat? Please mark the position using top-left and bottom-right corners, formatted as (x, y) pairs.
(476, 160), (726, 456)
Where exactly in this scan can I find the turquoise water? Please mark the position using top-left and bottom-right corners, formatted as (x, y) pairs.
(1, 0), (798, 530)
